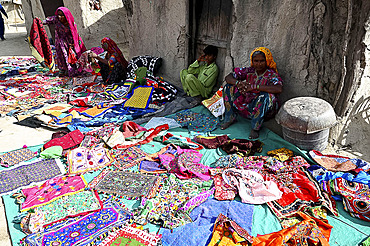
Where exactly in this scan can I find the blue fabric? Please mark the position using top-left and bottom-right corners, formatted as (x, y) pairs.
(161, 198), (254, 246)
(308, 165), (370, 186)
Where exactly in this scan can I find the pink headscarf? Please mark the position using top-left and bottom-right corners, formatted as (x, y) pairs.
(55, 7), (86, 57)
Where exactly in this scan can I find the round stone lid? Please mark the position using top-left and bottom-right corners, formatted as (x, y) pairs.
(275, 97), (336, 134)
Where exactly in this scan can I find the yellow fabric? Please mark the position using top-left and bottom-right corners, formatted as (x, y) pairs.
(250, 47), (277, 72)
(208, 224), (249, 246)
(124, 87), (152, 109)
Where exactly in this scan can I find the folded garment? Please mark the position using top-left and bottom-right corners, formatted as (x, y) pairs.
(43, 129), (84, 150)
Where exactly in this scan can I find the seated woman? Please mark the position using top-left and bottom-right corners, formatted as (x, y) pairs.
(221, 47), (283, 139)
(180, 45), (219, 98)
(90, 37), (128, 85)
(43, 7), (86, 77)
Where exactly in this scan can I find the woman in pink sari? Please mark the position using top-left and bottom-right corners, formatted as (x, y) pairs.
(44, 7), (86, 77)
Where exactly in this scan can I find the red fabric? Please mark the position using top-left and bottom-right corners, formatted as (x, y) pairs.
(43, 129), (84, 150)
(29, 17), (53, 67)
(101, 37), (128, 68)
(67, 47), (77, 64)
(119, 121), (147, 138)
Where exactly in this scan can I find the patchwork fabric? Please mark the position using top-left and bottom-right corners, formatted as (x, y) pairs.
(111, 146), (149, 170)
(146, 76), (177, 105)
(20, 175), (87, 212)
(89, 169), (159, 197)
(23, 199), (131, 246)
(29, 190), (102, 227)
(208, 213), (254, 245)
(309, 150), (358, 172)
(105, 84), (130, 100)
(0, 148), (37, 167)
(99, 226), (161, 246)
(126, 55), (162, 77)
(0, 159), (65, 195)
(322, 177), (370, 221)
(253, 212), (332, 246)
(265, 165), (338, 219)
(159, 147), (211, 180)
(68, 146), (114, 174)
(134, 173), (213, 229)
(124, 86), (153, 109)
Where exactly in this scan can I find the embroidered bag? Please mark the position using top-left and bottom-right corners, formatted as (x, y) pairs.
(202, 86), (225, 117)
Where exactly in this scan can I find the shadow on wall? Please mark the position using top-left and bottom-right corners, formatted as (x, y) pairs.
(77, 7), (130, 58)
(336, 96), (370, 162)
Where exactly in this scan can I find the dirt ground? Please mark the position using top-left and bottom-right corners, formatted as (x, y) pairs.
(0, 19), (368, 246)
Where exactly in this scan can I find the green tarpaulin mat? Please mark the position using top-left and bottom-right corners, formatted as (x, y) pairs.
(1, 106), (369, 245)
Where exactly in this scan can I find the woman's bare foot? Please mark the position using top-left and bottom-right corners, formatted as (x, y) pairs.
(220, 118), (237, 130)
(249, 129), (259, 139)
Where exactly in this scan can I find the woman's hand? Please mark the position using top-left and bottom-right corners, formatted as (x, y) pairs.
(89, 52), (98, 59)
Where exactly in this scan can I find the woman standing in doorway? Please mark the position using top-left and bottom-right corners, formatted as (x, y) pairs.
(44, 7), (86, 77)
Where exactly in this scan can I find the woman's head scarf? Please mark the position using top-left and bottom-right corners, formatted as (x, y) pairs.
(250, 47), (277, 72)
(55, 7), (86, 57)
(101, 37), (128, 68)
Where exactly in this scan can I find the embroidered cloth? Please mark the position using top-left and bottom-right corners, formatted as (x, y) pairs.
(309, 150), (358, 172)
(89, 169), (159, 197)
(0, 159), (65, 195)
(168, 109), (219, 133)
(111, 146), (149, 170)
(124, 86), (153, 109)
(134, 173), (213, 229)
(23, 199), (131, 246)
(0, 148), (37, 167)
(99, 226), (161, 246)
(67, 146), (114, 174)
(215, 168), (282, 204)
(208, 213), (254, 245)
(159, 147), (211, 180)
(322, 177), (370, 221)
(20, 175), (87, 211)
(28, 190), (102, 227)
(253, 212), (332, 246)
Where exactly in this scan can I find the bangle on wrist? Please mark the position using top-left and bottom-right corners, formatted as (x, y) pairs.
(235, 81), (239, 85)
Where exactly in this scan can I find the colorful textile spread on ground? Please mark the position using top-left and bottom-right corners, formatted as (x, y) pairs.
(0, 56), (177, 129)
(99, 226), (162, 246)
(24, 190), (102, 230)
(124, 86), (153, 109)
(89, 169), (159, 198)
(208, 213), (254, 245)
(321, 177), (370, 221)
(111, 146), (149, 169)
(0, 148), (37, 167)
(0, 158), (65, 195)
(20, 175), (87, 211)
(23, 199), (131, 246)
(67, 146), (114, 174)
(134, 173), (213, 229)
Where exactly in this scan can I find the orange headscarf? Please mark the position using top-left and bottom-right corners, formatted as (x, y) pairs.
(250, 47), (277, 72)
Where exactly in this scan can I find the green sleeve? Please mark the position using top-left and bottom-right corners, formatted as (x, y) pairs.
(187, 60), (202, 75)
(200, 63), (219, 88)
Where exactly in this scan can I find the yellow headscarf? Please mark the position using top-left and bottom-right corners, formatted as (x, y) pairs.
(250, 47), (277, 72)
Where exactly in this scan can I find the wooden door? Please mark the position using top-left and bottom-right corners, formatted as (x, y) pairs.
(40, 0), (64, 42)
(189, 0), (233, 89)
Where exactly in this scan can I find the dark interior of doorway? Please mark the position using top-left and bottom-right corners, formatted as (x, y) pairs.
(40, 0), (64, 42)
